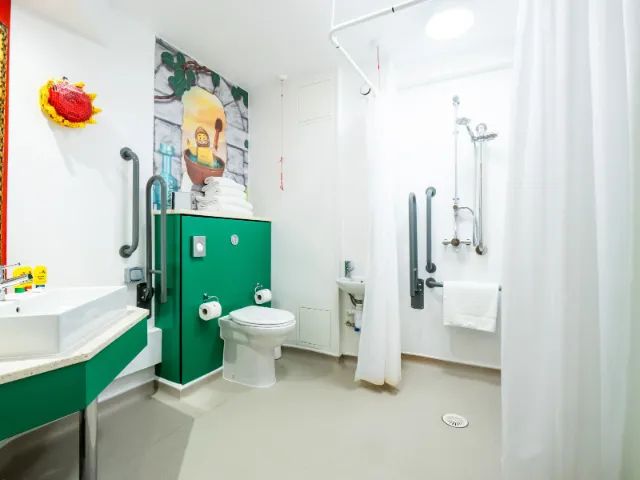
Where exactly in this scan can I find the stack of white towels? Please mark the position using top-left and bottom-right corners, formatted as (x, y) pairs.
(195, 177), (253, 218)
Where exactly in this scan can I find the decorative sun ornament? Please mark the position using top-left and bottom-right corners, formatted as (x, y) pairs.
(39, 77), (101, 128)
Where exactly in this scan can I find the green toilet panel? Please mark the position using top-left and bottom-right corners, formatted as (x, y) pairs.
(180, 216), (271, 384)
(154, 214), (182, 383)
(0, 319), (147, 442)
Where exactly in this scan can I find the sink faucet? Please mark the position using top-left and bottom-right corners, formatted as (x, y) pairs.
(345, 261), (355, 278)
(0, 263), (32, 301)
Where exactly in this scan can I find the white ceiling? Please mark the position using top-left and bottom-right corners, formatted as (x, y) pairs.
(117, 0), (518, 89)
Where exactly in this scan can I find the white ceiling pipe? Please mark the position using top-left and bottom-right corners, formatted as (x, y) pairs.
(329, 0), (436, 95)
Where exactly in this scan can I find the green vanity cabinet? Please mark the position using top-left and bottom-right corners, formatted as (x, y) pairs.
(0, 315), (147, 442)
(155, 213), (271, 385)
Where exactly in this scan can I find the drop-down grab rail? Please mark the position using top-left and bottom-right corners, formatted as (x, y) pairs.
(409, 193), (424, 309)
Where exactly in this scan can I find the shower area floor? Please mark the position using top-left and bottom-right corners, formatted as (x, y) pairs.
(0, 349), (501, 480)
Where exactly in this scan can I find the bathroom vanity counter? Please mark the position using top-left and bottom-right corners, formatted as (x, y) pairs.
(0, 307), (148, 385)
(156, 209), (271, 222)
(0, 306), (149, 479)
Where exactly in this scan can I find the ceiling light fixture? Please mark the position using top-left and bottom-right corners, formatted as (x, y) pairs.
(425, 7), (475, 40)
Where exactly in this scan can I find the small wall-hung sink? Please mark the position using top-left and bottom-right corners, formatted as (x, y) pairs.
(0, 286), (128, 359)
(336, 276), (366, 298)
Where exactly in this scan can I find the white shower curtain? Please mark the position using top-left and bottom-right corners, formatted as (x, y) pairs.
(502, 0), (639, 478)
(355, 71), (402, 388)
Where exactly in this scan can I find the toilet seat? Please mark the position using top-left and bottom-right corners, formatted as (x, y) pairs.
(230, 306), (295, 328)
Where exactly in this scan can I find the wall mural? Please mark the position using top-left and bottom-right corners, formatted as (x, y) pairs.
(154, 38), (249, 209)
(0, 0), (10, 265)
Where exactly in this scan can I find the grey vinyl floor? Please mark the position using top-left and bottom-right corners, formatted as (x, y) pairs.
(0, 349), (501, 480)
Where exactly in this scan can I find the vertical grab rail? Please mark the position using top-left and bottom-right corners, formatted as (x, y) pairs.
(409, 193), (424, 309)
(426, 187), (437, 273)
(475, 143), (486, 255)
(143, 176), (167, 304)
(119, 148), (140, 258)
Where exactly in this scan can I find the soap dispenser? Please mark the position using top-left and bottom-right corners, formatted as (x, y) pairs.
(34, 265), (47, 289)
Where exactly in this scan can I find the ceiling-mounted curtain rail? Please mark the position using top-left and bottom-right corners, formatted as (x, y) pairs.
(328, 0), (435, 95)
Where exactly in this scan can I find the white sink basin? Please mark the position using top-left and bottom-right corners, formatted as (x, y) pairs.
(336, 276), (366, 298)
(0, 286), (128, 359)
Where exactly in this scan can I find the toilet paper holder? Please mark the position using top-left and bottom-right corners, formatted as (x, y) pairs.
(254, 283), (263, 294)
(203, 293), (219, 303)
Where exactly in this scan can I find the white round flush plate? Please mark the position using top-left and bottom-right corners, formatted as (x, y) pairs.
(230, 234), (239, 246)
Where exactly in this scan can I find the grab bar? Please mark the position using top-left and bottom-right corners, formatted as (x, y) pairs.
(119, 148), (140, 258)
(409, 193), (424, 309)
(426, 187), (437, 273)
(426, 277), (502, 291)
(143, 175), (167, 304)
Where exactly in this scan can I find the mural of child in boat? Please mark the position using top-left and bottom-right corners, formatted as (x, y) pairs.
(153, 38), (249, 209)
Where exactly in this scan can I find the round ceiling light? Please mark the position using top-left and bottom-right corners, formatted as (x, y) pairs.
(425, 7), (475, 40)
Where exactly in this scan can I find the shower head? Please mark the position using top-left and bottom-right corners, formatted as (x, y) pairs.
(452, 95), (460, 106)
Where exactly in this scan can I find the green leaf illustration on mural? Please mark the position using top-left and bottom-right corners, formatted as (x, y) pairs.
(161, 51), (175, 70)
(157, 49), (246, 107)
(231, 86), (249, 108)
(211, 72), (221, 88)
(244, 140), (249, 149)
(168, 71), (191, 99)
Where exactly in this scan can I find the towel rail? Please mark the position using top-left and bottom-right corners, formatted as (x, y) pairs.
(426, 277), (502, 291)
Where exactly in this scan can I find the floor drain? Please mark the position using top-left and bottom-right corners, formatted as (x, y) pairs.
(442, 413), (469, 428)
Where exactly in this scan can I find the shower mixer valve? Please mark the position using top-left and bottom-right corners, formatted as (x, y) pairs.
(443, 238), (472, 247)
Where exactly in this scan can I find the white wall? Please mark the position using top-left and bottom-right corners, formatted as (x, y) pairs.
(338, 67), (511, 369)
(2, 7), (162, 415)
(250, 73), (341, 356)
(7, 6), (154, 306)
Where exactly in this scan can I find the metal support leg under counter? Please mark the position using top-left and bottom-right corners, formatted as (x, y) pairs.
(80, 399), (98, 480)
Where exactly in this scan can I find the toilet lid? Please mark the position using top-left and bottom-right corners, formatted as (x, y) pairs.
(229, 306), (295, 327)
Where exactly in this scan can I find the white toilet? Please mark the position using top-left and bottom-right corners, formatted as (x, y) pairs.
(219, 306), (296, 388)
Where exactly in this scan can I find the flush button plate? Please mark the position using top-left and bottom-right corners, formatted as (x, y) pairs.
(192, 236), (206, 257)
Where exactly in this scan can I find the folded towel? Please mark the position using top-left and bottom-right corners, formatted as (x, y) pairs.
(201, 184), (246, 199)
(203, 176), (245, 191)
(196, 205), (253, 218)
(443, 281), (499, 332)
(195, 195), (254, 211)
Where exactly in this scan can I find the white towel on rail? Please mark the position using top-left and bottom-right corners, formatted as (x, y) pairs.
(443, 281), (499, 332)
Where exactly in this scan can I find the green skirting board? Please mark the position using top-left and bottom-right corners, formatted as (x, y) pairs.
(0, 319), (147, 442)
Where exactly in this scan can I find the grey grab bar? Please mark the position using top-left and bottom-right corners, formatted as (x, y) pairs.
(119, 148), (140, 258)
(409, 193), (424, 309)
(143, 176), (167, 304)
(426, 187), (437, 273)
(426, 277), (502, 291)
